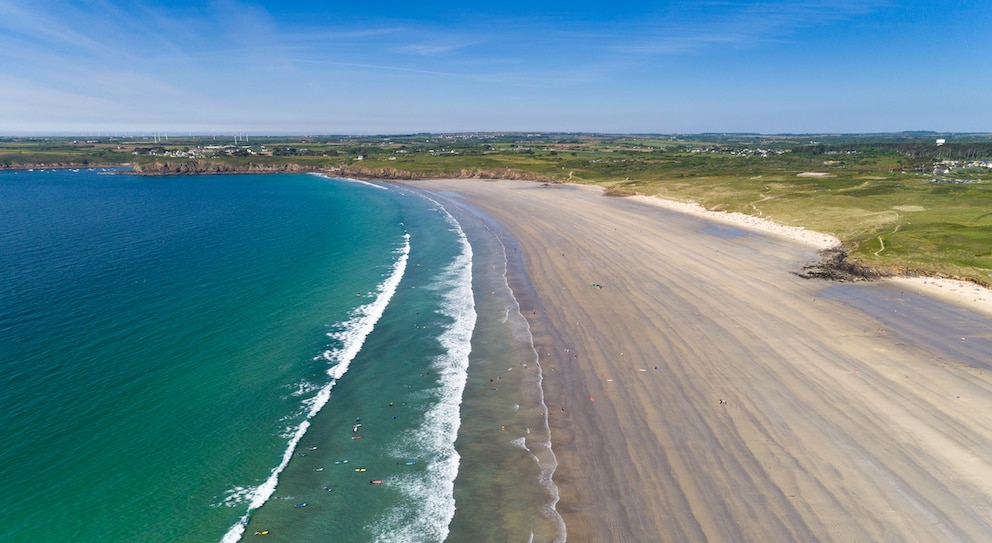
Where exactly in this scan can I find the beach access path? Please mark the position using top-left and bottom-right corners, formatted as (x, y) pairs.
(412, 179), (992, 543)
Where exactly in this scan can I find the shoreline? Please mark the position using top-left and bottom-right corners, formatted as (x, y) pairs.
(624, 190), (992, 315)
(416, 187), (567, 541)
(407, 178), (992, 542)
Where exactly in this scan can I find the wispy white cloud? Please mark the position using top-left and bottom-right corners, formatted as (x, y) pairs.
(294, 58), (470, 78)
(0, 0), (306, 130)
(0, 0), (300, 72)
(394, 39), (480, 57)
(614, 0), (892, 55)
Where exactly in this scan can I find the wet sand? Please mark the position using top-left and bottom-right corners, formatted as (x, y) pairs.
(413, 179), (992, 542)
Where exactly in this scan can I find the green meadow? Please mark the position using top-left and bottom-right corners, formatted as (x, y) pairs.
(3, 132), (990, 285)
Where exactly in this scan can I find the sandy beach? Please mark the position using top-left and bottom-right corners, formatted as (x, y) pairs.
(411, 178), (992, 542)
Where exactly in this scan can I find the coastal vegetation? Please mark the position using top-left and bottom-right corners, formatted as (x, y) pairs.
(3, 132), (991, 285)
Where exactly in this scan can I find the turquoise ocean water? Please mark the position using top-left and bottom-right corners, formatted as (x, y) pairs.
(0, 170), (562, 542)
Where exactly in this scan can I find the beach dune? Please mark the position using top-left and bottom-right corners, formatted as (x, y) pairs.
(415, 179), (992, 543)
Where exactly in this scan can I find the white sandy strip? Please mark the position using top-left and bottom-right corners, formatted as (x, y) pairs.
(623, 191), (992, 316)
(889, 276), (992, 317)
(627, 193), (842, 250)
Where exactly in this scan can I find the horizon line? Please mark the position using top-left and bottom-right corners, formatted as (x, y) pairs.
(2, 130), (990, 139)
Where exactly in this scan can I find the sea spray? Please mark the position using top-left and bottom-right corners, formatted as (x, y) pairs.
(220, 234), (411, 543)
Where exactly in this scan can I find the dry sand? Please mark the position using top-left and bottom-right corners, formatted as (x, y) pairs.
(412, 179), (992, 542)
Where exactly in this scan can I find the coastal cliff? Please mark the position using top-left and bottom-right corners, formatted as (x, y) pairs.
(0, 161), (111, 170)
(132, 160), (552, 182)
(334, 165), (550, 181)
(132, 160), (319, 175)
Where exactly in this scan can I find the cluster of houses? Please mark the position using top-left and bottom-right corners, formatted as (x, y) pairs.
(929, 159), (991, 184)
(133, 145), (264, 158)
(688, 146), (789, 157)
(933, 160), (992, 174)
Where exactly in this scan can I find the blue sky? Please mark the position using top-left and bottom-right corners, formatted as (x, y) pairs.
(1, 0), (989, 135)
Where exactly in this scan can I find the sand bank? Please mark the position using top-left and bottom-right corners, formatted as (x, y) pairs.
(411, 179), (992, 542)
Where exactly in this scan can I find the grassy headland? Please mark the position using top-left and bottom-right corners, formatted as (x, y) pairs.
(3, 132), (991, 285)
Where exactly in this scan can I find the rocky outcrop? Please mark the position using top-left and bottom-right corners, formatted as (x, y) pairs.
(332, 165), (420, 179)
(453, 168), (548, 181)
(797, 247), (891, 281)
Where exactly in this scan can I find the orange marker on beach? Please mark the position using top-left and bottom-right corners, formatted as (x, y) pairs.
(588, 396), (595, 402)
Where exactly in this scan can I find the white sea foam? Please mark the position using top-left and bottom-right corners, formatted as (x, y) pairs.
(220, 233), (410, 543)
(214, 486), (254, 508)
(289, 380), (319, 397)
(368, 201), (476, 543)
(310, 172), (388, 191)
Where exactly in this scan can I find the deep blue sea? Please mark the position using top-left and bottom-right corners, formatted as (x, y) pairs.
(0, 170), (562, 542)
